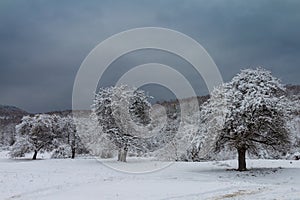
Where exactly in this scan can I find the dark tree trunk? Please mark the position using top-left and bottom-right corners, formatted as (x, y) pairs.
(32, 150), (38, 160)
(71, 148), (75, 159)
(237, 147), (247, 171)
(117, 148), (122, 161)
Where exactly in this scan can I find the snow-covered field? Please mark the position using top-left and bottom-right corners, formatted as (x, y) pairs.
(0, 151), (300, 200)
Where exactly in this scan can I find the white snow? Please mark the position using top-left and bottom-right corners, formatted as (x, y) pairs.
(1, 151), (300, 200)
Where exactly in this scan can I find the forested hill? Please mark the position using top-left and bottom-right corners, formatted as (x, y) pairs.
(0, 105), (28, 146)
(286, 84), (300, 97)
(0, 105), (28, 118)
(1, 84), (298, 118)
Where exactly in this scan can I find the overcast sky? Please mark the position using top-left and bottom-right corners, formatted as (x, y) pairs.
(0, 0), (300, 113)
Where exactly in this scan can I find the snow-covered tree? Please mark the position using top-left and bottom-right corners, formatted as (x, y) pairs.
(51, 144), (72, 159)
(9, 136), (32, 158)
(129, 90), (151, 126)
(92, 85), (152, 162)
(74, 112), (116, 158)
(190, 86), (229, 161)
(53, 116), (84, 159)
(155, 98), (201, 161)
(287, 113), (300, 160)
(194, 68), (292, 171)
(11, 114), (59, 159)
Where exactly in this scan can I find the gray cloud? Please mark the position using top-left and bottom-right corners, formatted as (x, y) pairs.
(0, 0), (300, 112)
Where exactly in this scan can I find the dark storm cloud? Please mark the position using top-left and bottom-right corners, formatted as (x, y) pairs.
(0, 0), (300, 112)
(152, 0), (300, 81)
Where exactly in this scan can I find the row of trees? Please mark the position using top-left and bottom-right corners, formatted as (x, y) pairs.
(10, 114), (84, 159)
(9, 68), (299, 171)
(90, 68), (298, 171)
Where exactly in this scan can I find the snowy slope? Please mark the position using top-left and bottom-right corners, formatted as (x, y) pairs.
(0, 152), (300, 200)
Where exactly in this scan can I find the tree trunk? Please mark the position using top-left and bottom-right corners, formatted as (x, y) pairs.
(32, 150), (38, 160)
(118, 147), (128, 162)
(122, 148), (128, 162)
(71, 148), (75, 159)
(237, 147), (247, 171)
(117, 148), (122, 161)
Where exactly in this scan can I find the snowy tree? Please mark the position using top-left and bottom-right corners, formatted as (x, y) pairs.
(11, 114), (86, 159)
(9, 135), (32, 158)
(74, 112), (116, 158)
(51, 144), (72, 159)
(192, 86), (228, 160)
(92, 85), (152, 162)
(156, 99), (201, 161)
(11, 114), (59, 159)
(287, 115), (300, 160)
(129, 90), (151, 126)
(194, 68), (292, 171)
(53, 116), (84, 159)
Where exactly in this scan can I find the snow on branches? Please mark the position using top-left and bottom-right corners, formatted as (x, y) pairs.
(10, 114), (83, 159)
(92, 85), (181, 162)
(92, 85), (152, 162)
(193, 68), (293, 170)
(11, 114), (58, 159)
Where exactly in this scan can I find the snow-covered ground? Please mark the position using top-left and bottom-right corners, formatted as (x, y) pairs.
(0, 151), (300, 200)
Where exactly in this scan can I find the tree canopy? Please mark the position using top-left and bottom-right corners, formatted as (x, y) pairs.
(194, 68), (293, 170)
